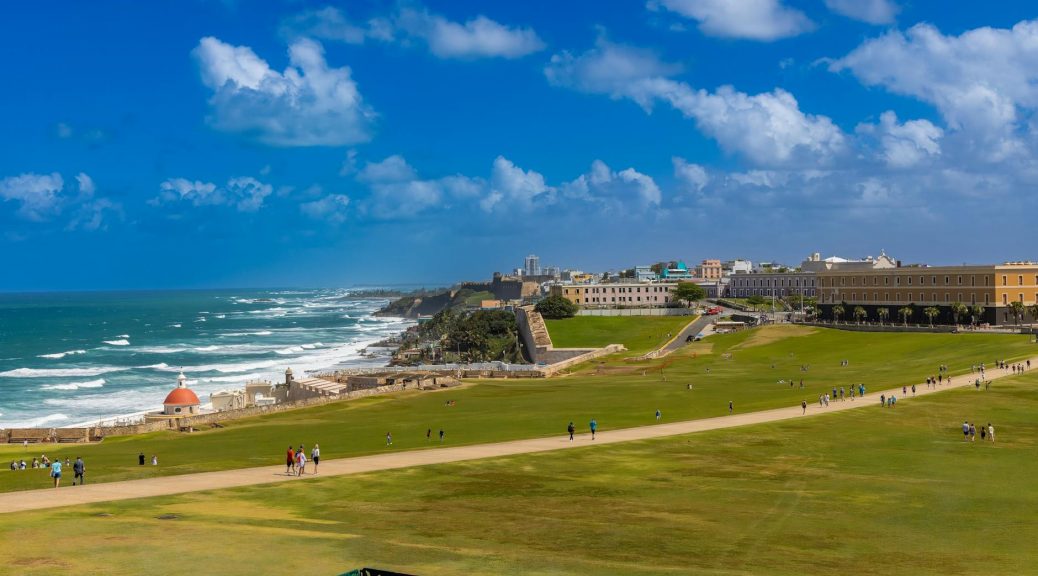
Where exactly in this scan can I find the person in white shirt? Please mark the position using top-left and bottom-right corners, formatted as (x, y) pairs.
(296, 450), (307, 476)
(310, 444), (320, 474)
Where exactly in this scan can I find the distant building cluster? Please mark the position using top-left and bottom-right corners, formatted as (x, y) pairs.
(503, 251), (1038, 326)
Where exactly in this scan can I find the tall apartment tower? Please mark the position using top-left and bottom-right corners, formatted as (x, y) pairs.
(524, 254), (541, 277)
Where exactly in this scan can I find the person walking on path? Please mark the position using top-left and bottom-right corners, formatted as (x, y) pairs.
(880, 394), (885, 407)
(286, 446), (295, 475)
(386, 432), (393, 446)
(439, 429), (445, 442)
(589, 418), (598, 440)
(801, 400), (807, 414)
(912, 384), (916, 397)
(729, 401), (734, 414)
(311, 444), (320, 474)
(988, 423), (995, 443)
(73, 456), (85, 486)
(296, 449), (306, 476)
(859, 384), (865, 397)
(655, 409), (662, 422)
(50, 459), (62, 488)
(567, 421), (575, 441)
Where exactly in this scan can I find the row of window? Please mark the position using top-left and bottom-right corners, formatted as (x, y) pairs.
(564, 285), (672, 295)
(822, 292), (995, 305)
(731, 278), (816, 288)
(825, 274), (995, 288)
(582, 297), (671, 303)
(733, 289), (816, 297)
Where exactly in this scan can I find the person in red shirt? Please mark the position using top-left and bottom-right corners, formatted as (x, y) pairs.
(286, 446), (295, 475)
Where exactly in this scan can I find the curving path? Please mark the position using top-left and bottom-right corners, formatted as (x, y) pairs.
(0, 358), (1031, 515)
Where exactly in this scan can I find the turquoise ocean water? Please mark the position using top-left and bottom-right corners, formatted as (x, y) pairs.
(0, 290), (412, 428)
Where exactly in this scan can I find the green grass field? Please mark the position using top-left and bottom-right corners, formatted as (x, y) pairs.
(2, 368), (1036, 575)
(1, 327), (1033, 494)
(544, 314), (694, 354)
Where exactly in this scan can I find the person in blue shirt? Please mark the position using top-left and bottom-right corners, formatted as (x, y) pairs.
(589, 418), (597, 440)
(50, 459), (62, 488)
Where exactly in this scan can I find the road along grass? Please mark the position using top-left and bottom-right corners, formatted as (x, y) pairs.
(0, 326), (1032, 494)
(1, 369), (1035, 575)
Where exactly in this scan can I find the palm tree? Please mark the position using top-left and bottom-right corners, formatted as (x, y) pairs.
(877, 307), (890, 325)
(971, 304), (985, 326)
(1030, 303), (1038, 325)
(924, 306), (940, 327)
(899, 306), (914, 326)
(853, 306), (867, 324)
(1009, 301), (1025, 325)
(950, 302), (968, 326)
(832, 304), (845, 324)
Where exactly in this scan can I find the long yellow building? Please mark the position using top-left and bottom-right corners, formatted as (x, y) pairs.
(816, 262), (1038, 325)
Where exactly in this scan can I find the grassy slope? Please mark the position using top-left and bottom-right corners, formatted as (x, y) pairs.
(0, 327), (1033, 494)
(544, 315), (694, 354)
(2, 370), (1036, 575)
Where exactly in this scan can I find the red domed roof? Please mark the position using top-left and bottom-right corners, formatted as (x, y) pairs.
(164, 387), (200, 406)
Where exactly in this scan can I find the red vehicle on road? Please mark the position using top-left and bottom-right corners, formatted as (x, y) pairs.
(705, 306), (722, 315)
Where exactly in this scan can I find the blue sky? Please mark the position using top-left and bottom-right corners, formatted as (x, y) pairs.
(3, 0), (1038, 290)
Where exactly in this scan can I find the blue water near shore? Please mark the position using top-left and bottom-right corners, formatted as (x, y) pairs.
(0, 289), (412, 428)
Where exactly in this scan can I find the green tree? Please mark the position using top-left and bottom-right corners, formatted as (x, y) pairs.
(971, 305), (986, 326)
(1009, 300), (1025, 325)
(672, 282), (706, 308)
(832, 304), (845, 323)
(950, 302), (968, 325)
(899, 306), (914, 326)
(746, 294), (766, 311)
(803, 297), (818, 318)
(877, 307), (890, 325)
(535, 295), (578, 319)
(853, 305), (867, 324)
(924, 306), (940, 327)
(1030, 303), (1038, 324)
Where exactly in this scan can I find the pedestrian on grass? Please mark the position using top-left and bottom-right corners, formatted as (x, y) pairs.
(969, 423), (976, 442)
(981, 426), (987, 441)
(73, 456), (84, 485)
(138, 452), (145, 466)
(311, 444), (320, 474)
(439, 429), (445, 442)
(426, 428), (431, 441)
(988, 423), (995, 443)
(728, 401), (734, 414)
(286, 446), (295, 474)
(50, 458), (62, 488)
(589, 418), (598, 440)
(151, 455), (158, 466)
(801, 400), (807, 414)
(567, 421), (575, 441)
(962, 421), (969, 441)
(386, 432), (393, 446)
(656, 409), (662, 422)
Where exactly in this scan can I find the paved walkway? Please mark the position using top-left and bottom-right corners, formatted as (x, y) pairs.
(1, 358), (1032, 515)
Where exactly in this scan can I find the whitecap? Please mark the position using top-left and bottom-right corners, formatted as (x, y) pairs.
(117, 334), (130, 338)
(0, 366), (127, 378)
(136, 346), (188, 354)
(103, 339), (130, 346)
(39, 379), (106, 391)
(170, 323), (182, 328)
(215, 314), (226, 319)
(37, 349), (87, 360)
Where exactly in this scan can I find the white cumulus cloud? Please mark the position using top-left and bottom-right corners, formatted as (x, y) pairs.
(831, 20), (1038, 160)
(194, 36), (374, 147)
(651, 0), (813, 41)
(482, 156), (554, 212)
(154, 176), (273, 212)
(673, 158), (709, 192)
(547, 38), (845, 165)
(0, 173), (65, 221)
(357, 156), (485, 219)
(300, 194), (351, 223)
(282, 5), (544, 60)
(857, 111), (943, 168)
(824, 0), (899, 25)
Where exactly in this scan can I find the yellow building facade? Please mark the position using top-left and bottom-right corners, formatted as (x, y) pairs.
(816, 262), (1038, 325)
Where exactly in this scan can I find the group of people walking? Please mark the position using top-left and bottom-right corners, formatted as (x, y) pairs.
(285, 444), (320, 476)
(566, 418), (598, 441)
(962, 421), (995, 443)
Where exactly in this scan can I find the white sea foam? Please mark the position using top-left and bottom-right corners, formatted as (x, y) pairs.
(195, 317), (206, 322)
(117, 334), (130, 338)
(170, 323), (182, 328)
(37, 349), (87, 360)
(15, 413), (70, 427)
(39, 378), (106, 391)
(0, 366), (127, 378)
(215, 314), (226, 319)
(219, 330), (273, 337)
(140, 363), (170, 370)
(136, 346), (189, 354)
(204, 373), (266, 383)
(103, 339), (130, 346)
